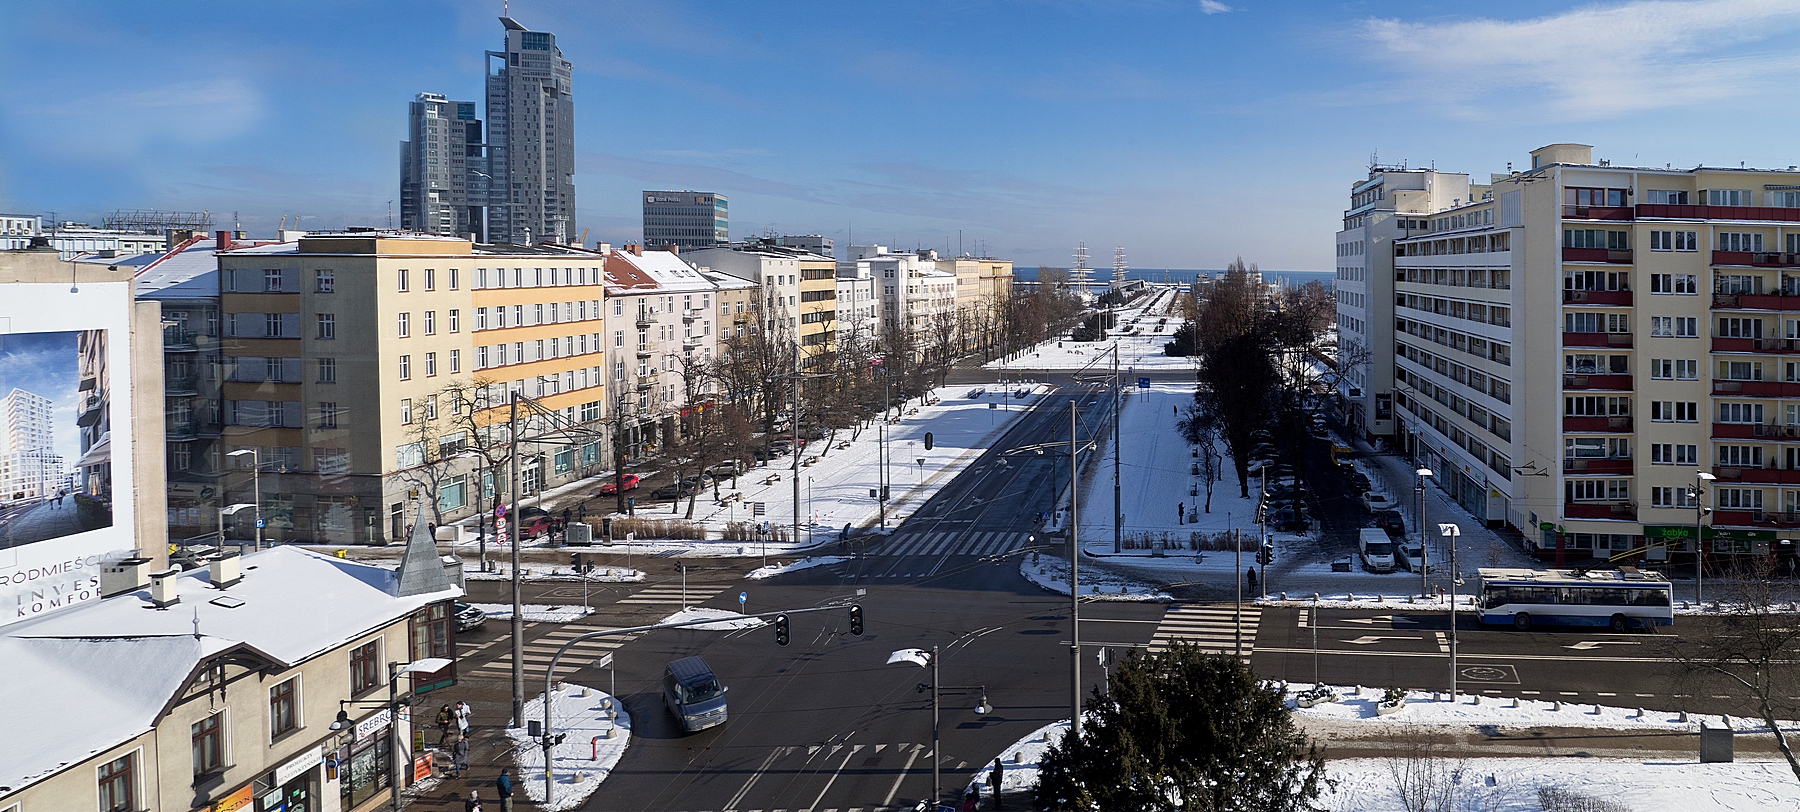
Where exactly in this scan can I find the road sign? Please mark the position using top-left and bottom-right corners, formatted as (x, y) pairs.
(1138, 377), (1151, 389)
(593, 652), (613, 669)
(255, 518), (265, 529)
(739, 592), (747, 611)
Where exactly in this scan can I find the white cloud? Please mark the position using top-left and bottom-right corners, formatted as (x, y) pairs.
(1360, 0), (1800, 119)
(1200, 0), (1231, 13)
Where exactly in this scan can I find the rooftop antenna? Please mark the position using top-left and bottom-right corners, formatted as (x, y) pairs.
(193, 606), (201, 640)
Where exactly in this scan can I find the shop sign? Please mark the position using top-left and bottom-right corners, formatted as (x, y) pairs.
(412, 753), (432, 782)
(1643, 525), (1776, 543)
(354, 708), (392, 742)
(212, 784), (254, 812)
(274, 745), (322, 786)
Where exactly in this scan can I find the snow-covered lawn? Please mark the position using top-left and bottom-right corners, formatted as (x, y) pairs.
(468, 603), (596, 623)
(1287, 684), (1767, 734)
(1020, 555), (1172, 602)
(507, 683), (631, 812)
(746, 556), (847, 580)
(464, 565), (644, 583)
(987, 286), (1195, 373)
(1322, 758), (1800, 811)
(968, 719), (1066, 798)
(658, 606), (767, 631)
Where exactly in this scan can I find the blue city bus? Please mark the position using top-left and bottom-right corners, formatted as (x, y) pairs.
(1476, 567), (1673, 631)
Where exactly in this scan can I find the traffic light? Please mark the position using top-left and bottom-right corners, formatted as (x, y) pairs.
(1258, 542), (1274, 566)
(774, 613), (790, 646)
(849, 604), (864, 636)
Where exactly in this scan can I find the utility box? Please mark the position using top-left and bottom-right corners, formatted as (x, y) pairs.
(1700, 720), (1734, 763)
(566, 523), (593, 546)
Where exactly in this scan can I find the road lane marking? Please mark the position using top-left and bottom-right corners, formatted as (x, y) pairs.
(1344, 635), (1422, 645)
(1434, 632), (1449, 653)
(1565, 640), (1642, 651)
(722, 746), (786, 811)
(881, 744), (923, 807)
(805, 744), (863, 812)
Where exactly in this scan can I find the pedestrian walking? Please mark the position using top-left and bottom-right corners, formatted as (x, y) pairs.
(495, 769), (514, 812)
(451, 736), (470, 777)
(1246, 565), (1258, 594)
(436, 704), (454, 746)
(561, 507), (572, 530)
(454, 700), (472, 736)
(463, 788), (482, 812)
(1177, 501), (1184, 525)
(989, 758), (1005, 809)
(961, 785), (980, 812)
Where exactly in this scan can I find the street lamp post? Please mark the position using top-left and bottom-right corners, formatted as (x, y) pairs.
(1695, 471), (1716, 606)
(887, 646), (991, 807)
(327, 657), (452, 812)
(1440, 522), (1461, 698)
(1415, 468), (1434, 599)
(1067, 399), (1082, 737)
(218, 503), (257, 547)
(225, 448), (261, 549)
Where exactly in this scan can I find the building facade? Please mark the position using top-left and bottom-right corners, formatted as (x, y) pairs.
(643, 191), (729, 250)
(400, 93), (484, 239)
(486, 16), (576, 245)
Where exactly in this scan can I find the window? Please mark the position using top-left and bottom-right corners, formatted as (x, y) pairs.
(1718, 445), (1764, 468)
(1646, 190), (1689, 205)
(1719, 402), (1765, 424)
(1650, 358), (1673, 380)
(316, 269), (335, 292)
(449, 268), (459, 290)
(1677, 317), (1698, 338)
(425, 352), (437, 377)
(1567, 479), (1630, 501)
(98, 752), (135, 812)
(270, 677), (299, 737)
(398, 355), (411, 380)
(1677, 359), (1699, 380)
(397, 268), (410, 292)
(1719, 232), (1764, 253)
(424, 269), (435, 291)
(318, 357), (337, 383)
(350, 639), (381, 695)
(1652, 486), (1677, 508)
(1718, 317), (1765, 338)
(1718, 487), (1764, 509)
(449, 309), (460, 333)
(1650, 401), (1699, 422)
(449, 349), (461, 373)
(1651, 316), (1673, 337)
(1564, 229), (1628, 249)
(318, 402), (338, 429)
(401, 398), (413, 424)
(1708, 189), (1753, 206)
(397, 312), (410, 338)
(475, 307), (488, 330)
(425, 395), (438, 420)
(317, 313), (335, 340)
(424, 311), (436, 335)
(192, 712), (225, 776)
(1649, 230), (1698, 251)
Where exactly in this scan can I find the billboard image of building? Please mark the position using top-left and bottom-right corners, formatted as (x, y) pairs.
(0, 330), (112, 548)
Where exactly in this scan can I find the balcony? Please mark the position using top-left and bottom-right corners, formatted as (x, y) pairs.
(1714, 466), (1800, 485)
(635, 344), (653, 358)
(1563, 247), (1634, 264)
(1564, 374), (1632, 391)
(1638, 203), (1800, 222)
(1562, 205), (1634, 221)
(1564, 416), (1633, 432)
(164, 376), (199, 397)
(1564, 458), (1633, 475)
(1563, 331), (1633, 348)
(1712, 379), (1791, 397)
(635, 375), (657, 391)
(162, 329), (199, 351)
(1710, 292), (1791, 310)
(1710, 422), (1800, 439)
(681, 309), (699, 322)
(1565, 502), (1637, 521)
(1563, 289), (1633, 306)
(1713, 509), (1800, 528)
(1714, 251), (1800, 269)
(1712, 337), (1800, 353)
(635, 312), (656, 328)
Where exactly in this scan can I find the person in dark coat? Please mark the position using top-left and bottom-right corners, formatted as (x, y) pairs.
(989, 758), (1004, 809)
(495, 769), (514, 812)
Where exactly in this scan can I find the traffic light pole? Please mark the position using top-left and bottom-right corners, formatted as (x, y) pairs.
(537, 604), (863, 806)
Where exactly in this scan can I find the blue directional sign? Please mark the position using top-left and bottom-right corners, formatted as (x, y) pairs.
(1138, 377), (1151, 389)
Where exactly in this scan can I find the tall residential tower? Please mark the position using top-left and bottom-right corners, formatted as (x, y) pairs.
(486, 16), (576, 245)
(400, 93), (484, 238)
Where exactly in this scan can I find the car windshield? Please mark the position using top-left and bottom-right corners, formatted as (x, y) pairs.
(1366, 542), (1393, 556)
(683, 679), (723, 703)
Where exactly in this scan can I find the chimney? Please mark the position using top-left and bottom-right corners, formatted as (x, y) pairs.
(596, 242), (611, 255)
(215, 230), (232, 251)
(626, 243), (642, 256)
(101, 554), (154, 598)
(207, 549), (242, 589)
(663, 244), (679, 255)
(149, 567), (182, 608)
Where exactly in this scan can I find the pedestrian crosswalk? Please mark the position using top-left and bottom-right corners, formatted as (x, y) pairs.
(876, 530), (1032, 558)
(1145, 604), (1262, 658)
(616, 583), (729, 606)
(469, 623), (641, 678)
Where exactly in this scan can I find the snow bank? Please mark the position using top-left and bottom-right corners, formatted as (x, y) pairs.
(1020, 556), (1172, 602)
(506, 683), (631, 812)
(746, 556), (848, 580)
(464, 565), (644, 583)
(468, 604), (595, 623)
(658, 606), (768, 631)
(1321, 757), (1800, 811)
(1286, 684), (1787, 735)
(968, 720), (1068, 798)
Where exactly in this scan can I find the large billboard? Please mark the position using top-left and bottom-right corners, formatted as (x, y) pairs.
(0, 282), (136, 624)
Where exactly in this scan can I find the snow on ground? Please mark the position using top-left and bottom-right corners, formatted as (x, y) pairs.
(968, 719), (1067, 798)
(1286, 684), (1769, 734)
(986, 286), (1195, 373)
(746, 556), (847, 580)
(464, 565), (644, 583)
(469, 603), (596, 623)
(1321, 758), (1800, 811)
(507, 683), (631, 812)
(1021, 555), (1172, 602)
(658, 606), (768, 631)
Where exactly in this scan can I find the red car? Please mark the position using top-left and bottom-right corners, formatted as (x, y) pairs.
(599, 474), (640, 496)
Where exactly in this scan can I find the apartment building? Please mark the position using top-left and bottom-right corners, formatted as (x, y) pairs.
(1375, 142), (1800, 568)
(400, 92), (483, 238)
(704, 268), (761, 343)
(1335, 165), (1470, 441)
(835, 265), (879, 349)
(0, 542), (459, 812)
(602, 245), (721, 459)
(843, 245), (957, 353)
(216, 232), (612, 545)
(685, 241), (836, 364)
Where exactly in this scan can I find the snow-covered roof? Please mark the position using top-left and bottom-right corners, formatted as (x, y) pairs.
(606, 249), (713, 293)
(0, 546), (459, 795)
(699, 268), (757, 291)
(129, 235), (222, 299)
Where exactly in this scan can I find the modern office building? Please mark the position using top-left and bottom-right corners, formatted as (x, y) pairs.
(1355, 141), (1800, 568)
(485, 16), (576, 245)
(1334, 164), (1469, 442)
(643, 191), (728, 250)
(400, 92), (484, 238)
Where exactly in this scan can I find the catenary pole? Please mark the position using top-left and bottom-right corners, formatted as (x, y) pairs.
(1069, 399), (1082, 737)
(510, 390), (525, 727)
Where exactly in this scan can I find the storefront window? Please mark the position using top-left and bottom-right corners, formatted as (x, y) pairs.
(341, 733), (390, 809)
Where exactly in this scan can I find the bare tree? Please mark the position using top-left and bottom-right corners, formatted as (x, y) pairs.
(1668, 557), (1800, 783)
(1177, 402), (1222, 513)
(1384, 724), (1468, 812)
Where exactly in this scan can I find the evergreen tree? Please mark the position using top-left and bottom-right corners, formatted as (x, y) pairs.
(1033, 642), (1326, 811)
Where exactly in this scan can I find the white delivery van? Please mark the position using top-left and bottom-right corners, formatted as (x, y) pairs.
(1359, 528), (1397, 573)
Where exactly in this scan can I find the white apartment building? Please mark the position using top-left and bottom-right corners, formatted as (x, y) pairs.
(835, 266), (879, 347)
(844, 245), (957, 347)
(602, 245), (721, 459)
(1, 388), (64, 503)
(1362, 141), (1800, 570)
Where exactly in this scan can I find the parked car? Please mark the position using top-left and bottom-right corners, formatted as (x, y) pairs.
(765, 440), (793, 457)
(1348, 471), (1373, 493)
(1398, 542), (1434, 573)
(1374, 509), (1406, 537)
(1268, 508), (1309, 532)
(1363, 491), (1396, 511)
(1359, 528), (1397, 573)
(453, 601), (487, 632)
(598, 474), (641, 495)
(708, 460), (745, 478)
(519, 513), (557, 539)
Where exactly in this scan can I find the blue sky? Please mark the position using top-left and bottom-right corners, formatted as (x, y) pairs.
(4, 0), (1800, 270)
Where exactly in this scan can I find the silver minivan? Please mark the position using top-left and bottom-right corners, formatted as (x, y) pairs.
(1359, 528), (1396, 573)
(664, 656), (728, 733)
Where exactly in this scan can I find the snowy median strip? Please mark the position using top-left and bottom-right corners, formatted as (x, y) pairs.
(746, 556), (847, 580)
(1286, 683), (1792, 734)
(1019, 556), (1172, 602)
(465, 565), (645, 583)
(507, 683), (631, 812)
(468, 603), (596, 623)
(658, 606), (767, 631)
